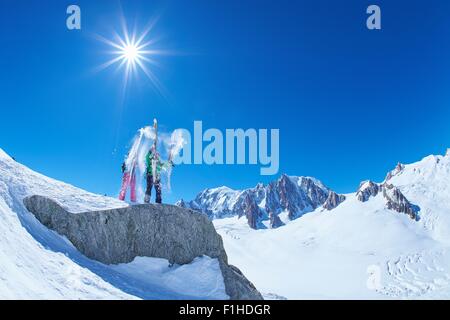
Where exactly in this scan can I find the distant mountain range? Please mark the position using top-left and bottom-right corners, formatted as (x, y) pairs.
(177, 151), (450, 229)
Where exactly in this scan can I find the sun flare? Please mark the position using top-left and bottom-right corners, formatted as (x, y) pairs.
(94, 15), (169, 95)
(122, 44), (139, 63)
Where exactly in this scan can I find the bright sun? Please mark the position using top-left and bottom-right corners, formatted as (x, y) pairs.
(122, 44), (140, 63)
(94, 15), (170, 95)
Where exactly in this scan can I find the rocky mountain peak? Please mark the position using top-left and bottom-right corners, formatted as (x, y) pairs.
(381, 183), (419, 220)
(395, 162), (405, 171)
(354, 178), (419, 220)
(254, 182), (265, 190)
(270, 175), (329, 220)
(386, 162), (405, 181)
(356, 180), (380, 202)
(323, 191), (346, 211)
(175, 199), (187, 208)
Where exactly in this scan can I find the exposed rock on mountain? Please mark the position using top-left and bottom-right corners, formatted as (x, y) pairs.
(323, 191), (346, 211)
(355, 179), (418, 219)
(175, 199), (187, 208)
(23, 195), (263, 300)
(242, 193), (264, 229)
(386, 162), (405, 181)
(381, 183), (419, 220)
(356, 181), (380, 202)
(268, 175), (329, 220)
(269, 212), (284, 229)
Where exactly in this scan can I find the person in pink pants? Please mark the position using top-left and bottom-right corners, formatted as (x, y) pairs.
(119, 161), (137, 202)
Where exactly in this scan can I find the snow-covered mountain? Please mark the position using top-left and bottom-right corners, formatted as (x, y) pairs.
(177, 171), (421, 230)
(181, 150), (450, 299)
(177, 175), (333, 229)
(0, 148), (229, 299)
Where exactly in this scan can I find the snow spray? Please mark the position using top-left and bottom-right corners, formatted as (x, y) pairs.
(124, 126), (155, 201)
(166, 129), (186, 191)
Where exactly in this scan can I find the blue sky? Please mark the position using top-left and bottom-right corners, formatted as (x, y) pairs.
(1, 0), (450, 203)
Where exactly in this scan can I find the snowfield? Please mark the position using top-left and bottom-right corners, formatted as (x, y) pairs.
(0, 148), (228, 300)
(213, 152), (450, 299)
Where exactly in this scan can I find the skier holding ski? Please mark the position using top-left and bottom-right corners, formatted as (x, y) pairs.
(144, 146), (174, 204)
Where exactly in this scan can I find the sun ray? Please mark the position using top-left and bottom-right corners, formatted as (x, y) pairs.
(118, 5), (130, 46)
(138, 55), (162, 68)
(135, 15), (161, 47)
(92, 55), (125, 73)
(135, 58), (168, 98)
(93, 34), (124, 51)
(112, 30), (127, 48)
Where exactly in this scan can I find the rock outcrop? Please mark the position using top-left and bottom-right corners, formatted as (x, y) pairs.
(269, 212), (284, 229)
(23, 195), (263, 300)
(385, 162), (405, 181)
(323, 191), (346, 211)
(356, 181), (380, 202)
(381, 184), (419, 220)
(355, 180), (419, 220)
(242, 193), (264, 229)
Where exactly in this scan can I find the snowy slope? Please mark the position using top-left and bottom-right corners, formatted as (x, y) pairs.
(0, 148), (227, 299)
(212, 151), (450, 299)
(387, 153), (450, 244)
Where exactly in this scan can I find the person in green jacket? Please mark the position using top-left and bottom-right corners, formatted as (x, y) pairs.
(144, 147), (174, 203)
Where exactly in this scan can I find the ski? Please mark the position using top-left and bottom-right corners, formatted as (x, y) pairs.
(153, 118), (158, 151)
